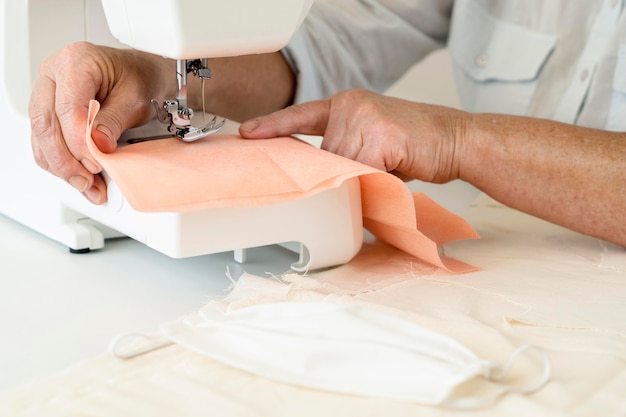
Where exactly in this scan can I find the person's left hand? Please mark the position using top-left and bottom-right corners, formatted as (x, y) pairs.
(239, 89), (470, 184)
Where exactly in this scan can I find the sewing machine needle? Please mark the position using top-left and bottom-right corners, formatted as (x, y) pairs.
(202, 78), (206, 123)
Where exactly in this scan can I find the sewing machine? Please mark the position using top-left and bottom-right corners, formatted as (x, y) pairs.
(0, 0), (364, 271)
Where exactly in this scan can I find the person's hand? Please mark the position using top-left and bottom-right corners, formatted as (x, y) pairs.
(28, 42), (170, 204)
(240, 89), (470, 183)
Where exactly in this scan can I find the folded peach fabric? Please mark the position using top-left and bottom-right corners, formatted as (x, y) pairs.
(85, 100), (478, 272)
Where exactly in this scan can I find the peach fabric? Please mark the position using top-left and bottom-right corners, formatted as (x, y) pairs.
(85, 100), (478, 272)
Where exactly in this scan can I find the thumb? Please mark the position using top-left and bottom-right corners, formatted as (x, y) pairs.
(240, 100), (330, 139)
(91, 99), (150, 153)
(90, 120), (118, 153)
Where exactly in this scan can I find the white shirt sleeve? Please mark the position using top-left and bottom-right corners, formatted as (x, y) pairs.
(281, 0), (453, 103)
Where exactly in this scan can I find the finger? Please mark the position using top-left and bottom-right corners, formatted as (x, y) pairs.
(389, 170), (414, 182)
(53, 44), (155, 158)
(52, 57), (106, 173)
(83, 173), (107, 205)
(29, 74), (96, 192)
(346, 125), (399, 174)
(239, 100), (331, 138)
(92, 88), (153, 153)
(353, 142), (388, 172)
(321, 89), (377, 158)
(321, 106), (362, 157)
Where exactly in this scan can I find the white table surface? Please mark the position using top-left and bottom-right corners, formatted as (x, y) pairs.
(0, 211), (301, 398)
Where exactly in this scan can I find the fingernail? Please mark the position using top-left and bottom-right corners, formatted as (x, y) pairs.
(93, 124), (117, 151)
(95, 124), (115, 145)
(81, 158), (101, 174)
(240, 119), (259, 133)
(69, 176), (89, 192)
(84, 186), (103, 205)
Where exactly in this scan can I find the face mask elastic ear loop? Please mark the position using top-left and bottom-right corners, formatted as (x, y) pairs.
(108, 332), (173, 359)
(489, 344), (552, 392)
(443, 344), (552, 409)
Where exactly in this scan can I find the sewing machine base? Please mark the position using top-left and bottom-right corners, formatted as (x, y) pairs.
(58, 175), (363, 272)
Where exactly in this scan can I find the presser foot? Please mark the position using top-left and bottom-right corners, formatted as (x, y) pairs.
(171, 115), (226, 142)
(150, 98), (226, 142)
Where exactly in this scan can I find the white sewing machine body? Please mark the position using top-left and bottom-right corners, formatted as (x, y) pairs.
(0, 0), (364, 271)
(101, 0), (313, 59)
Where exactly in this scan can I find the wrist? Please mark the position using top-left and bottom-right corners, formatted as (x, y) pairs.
(438, 107), (475, 184)
(456, 112), (492, 185)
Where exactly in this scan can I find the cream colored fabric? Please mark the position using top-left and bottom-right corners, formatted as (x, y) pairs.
(2, 195), (625, 416)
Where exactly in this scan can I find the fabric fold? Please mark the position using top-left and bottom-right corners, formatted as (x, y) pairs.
(85, 100), (478, 272)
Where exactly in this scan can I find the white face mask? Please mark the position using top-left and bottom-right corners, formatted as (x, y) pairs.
(110, 302), (551, 408)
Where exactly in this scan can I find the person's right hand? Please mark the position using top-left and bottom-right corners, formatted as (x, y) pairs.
(240, 89), (468, 184)
(28, 42), (170, 204)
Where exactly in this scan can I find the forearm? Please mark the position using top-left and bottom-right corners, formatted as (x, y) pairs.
(461, 114), (626, 246)
(285, 1), (450, 102)
(168, 52), (296, 122)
